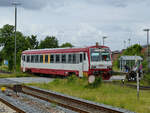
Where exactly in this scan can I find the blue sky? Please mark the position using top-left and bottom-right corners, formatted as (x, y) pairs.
(0, 0), (149, 50)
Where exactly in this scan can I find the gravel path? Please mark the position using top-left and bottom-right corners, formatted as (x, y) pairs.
(0, 101), (16, 113)
(0, 77), (54, 85)
(0, 78), (19, 85)
(0, 76), (126, 85)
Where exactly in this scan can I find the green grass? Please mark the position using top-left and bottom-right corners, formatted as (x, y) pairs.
(28, 77), (150, 113)
(0, 72), (35, 78)
(0, 65), (9, 71)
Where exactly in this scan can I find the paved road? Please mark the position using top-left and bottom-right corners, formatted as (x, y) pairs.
(0, 75), (126, 85)
(0, 77), (54, 85)
(110, 75), (126, 80)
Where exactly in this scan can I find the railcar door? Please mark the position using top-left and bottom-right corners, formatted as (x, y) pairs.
(79, 52), (88, 77)
(78, 53), (83, 77)
(82, 53), (87, 71)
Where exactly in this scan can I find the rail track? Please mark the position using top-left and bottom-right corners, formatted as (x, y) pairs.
(0, 94), (26, 113)
(104, 81), (150, 90)
(125, 84), (150, 90)
(5, 85), (134, 113)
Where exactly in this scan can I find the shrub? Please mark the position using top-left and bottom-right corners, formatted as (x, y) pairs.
(86, 76), (102, 88)
(52, 78), (60, 85)
(67, 75), (78, 84)
(144, 73), (150, 85)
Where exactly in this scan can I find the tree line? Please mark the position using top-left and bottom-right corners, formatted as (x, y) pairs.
(0, 24), (73, 71)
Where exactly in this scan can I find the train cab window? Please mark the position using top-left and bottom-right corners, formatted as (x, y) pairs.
(56, 54), (60, 63)
(80, 54), (83, 63)
(31, 55), (35, 63)
(101, 52), (111, 61)
(45, 55), (48, 63)
(91, 52), (100, 61)
(27, 55), (30, 62)
(40, 55), (43, 63)
(50, 55), (54, 63)
(62, 54), (66, 63)
(35, 55), (39, 63)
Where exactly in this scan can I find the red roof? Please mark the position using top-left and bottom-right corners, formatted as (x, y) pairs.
(22, 45), (109, 54)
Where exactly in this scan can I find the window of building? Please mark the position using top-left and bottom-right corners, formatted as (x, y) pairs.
(35, 55), (39, 63)
(27, 55), (30, 62)
(45, 55), (48, 63)
(40, 55), (43, 63)
(62, 54), (66, 63)
(50, 55), (54, 63)
(56, 54), (60, 63)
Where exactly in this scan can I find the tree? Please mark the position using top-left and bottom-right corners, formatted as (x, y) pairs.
(122, 44), (142, 56)
(0, 24), (30, 71)
(26, 35), (39, 49)
(113, 44), (143, 71)
(60, 42), (74, 48)
(39, 36), (59, 49)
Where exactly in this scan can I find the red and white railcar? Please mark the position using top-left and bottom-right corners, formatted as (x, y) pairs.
(21, 45), (112, 80)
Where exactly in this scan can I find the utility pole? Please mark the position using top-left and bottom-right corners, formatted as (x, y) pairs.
(143, 29), (150, 72)
(102, 36), (107, 46)
(12, 2), (20, 72)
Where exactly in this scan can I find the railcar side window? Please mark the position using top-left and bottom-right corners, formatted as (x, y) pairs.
(84, 53), (86, 60)
(56, 54), (60, 63)
(35, 55), (39, 63)
(45, 55), (48, 63)
(62, 54), (66, 63)
(40, 55), (43, 63)
(73, 54), (76, 64)
(31, 55), (35, 63)
(50, 55), (54, 63)
(76, 54), (80, 63)
(68, 54), (72, 63)
(24, 55), (25, 61)
(27, 55), (30, 62)
(80, 54), (83, 63)
(22, 55), (25, 61)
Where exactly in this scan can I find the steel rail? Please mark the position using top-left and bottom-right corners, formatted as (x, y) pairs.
(104, 81), (150, 90)
(21, 85), (134, 113)
(0, 96), (25, 113)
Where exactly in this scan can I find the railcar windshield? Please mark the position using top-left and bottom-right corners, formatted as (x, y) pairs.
(91, 48), (111, 61)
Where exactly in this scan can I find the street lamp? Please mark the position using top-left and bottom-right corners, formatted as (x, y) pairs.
(124, 40), (126, 49)
(12, 2), (21, 72)
(143, 28), (150, 72)
(128, 38), (131, 47)
(102, 36), (107, 46)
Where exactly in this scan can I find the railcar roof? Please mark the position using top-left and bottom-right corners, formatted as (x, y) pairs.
(22, 45), (109, 54)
